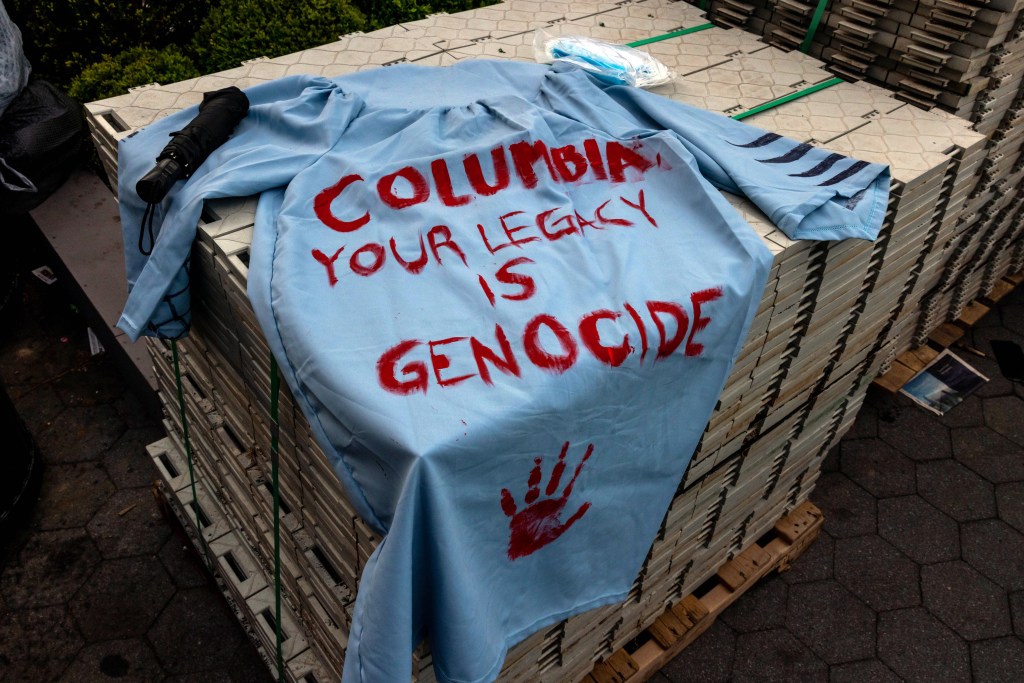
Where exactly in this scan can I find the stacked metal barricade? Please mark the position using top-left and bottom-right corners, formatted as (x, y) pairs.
(687, 0), (1024, 351)
(84, 1), (990, 681)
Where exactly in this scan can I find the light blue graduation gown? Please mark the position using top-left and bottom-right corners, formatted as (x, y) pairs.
(117, 61), (888, 683)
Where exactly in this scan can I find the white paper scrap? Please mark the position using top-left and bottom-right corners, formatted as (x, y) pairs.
(87, 327), (105, 356)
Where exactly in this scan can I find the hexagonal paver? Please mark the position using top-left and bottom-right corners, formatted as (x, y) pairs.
(951, 425), (1024, 484)
(840, 439), (916, 497)
(965, 333), (1020, 399)
(658, 618), (735, 683)
(158, 533), (212, 590)
(786, 580), (875, 664)
(997, 481), (1024, 534)
(970, 636), (1024, 683)
(1, 528), (101, 610)
(112, 387), (160, 430)
(147, 586), (249, 675)
(983, 395), (1024, 446)
(829, 659), (902, 683)
(878, 608), (971, 683)
(721, 573), (788, 633)
(872, 390), (904, 424)
(32, 462), (114, 530)
(921, 561), (1012, 641)
(52, 358), (128, 407)
(71, 557), (175, 641)
(962, 519), (1024, 592)
(36, 403), (126, 464)
(878, 401), (951, 460)
(103, 425), (168, 488)
(780, 528), (834, 585)
(0, 605), (83, 681)
(843, 400), (877, 439)
(972, 363), (1020, 399)
(917, 459), (996, 522)
(1, 334), (92, 388)
(878, 496), (959, 564)
(1003, 300), (1024, 338)
(813, 472), (876, 538)
(86, 487), (171, 559)
(1011, 591), (1024, 638)
(941, 393), (985, 428)
(61, 638), (164, 682)
(731, 627), (827, 682)
(164, 671), (235, 683)
(8, 384), (65, 434)
(834, 535), (920, 610)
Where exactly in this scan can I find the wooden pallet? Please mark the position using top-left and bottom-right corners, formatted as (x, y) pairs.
(585, 500), (823, 683)
(872, 271), (1023, 393)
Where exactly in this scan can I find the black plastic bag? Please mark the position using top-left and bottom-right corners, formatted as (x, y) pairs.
(0, 80), (85, 214)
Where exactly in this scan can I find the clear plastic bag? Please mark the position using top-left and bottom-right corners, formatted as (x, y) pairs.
(533, 29), (675, 88)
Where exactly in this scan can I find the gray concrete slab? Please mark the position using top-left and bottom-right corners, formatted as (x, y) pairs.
(26, 170), (158, 411)
(28, 170), (127, 334)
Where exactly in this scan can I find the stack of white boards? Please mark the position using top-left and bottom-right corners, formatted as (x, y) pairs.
(684, 0), (1024, 340)
(84, 1), (989, 681)
(698, 0), (1024, 115)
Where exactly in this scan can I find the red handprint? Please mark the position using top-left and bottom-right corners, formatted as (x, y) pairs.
(500, 442), (595, 560)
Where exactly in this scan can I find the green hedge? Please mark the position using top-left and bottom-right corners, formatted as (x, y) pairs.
(68, 46), (200, 103)
(352, 0), (495, 30)
(191, 0), (367, 73)
(10, 0), (497, 101)
(7, 0), (213, 87)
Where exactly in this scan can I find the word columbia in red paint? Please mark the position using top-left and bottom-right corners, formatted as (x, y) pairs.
(313, 137), (655, 232)
(377, 288), (723, 395)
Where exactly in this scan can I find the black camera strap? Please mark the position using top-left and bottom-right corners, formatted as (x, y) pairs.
(139, 201), (158, 256)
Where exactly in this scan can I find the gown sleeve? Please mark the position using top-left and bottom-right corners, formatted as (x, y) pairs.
(541, 64), (890, 242)
(117, 75), (365, 340)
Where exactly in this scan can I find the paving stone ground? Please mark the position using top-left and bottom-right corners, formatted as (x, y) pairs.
(2, 224), (1023, 681)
